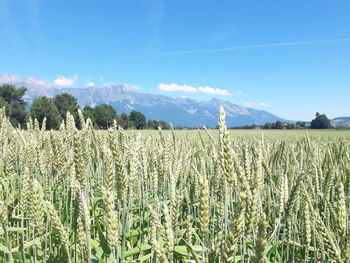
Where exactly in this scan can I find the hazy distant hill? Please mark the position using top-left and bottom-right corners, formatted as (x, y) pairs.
(331, 117), (350, 128)
(0, 73), (288, 127)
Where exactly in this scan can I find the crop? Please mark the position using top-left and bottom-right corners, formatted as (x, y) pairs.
(0, 107), (349, 262)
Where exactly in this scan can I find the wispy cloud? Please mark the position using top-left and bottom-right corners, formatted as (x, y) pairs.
(54, 75), (77, 87)
(122, 83), (139, 92)
(158, 83), (233, 96)
(86, 82), (95, 88)
(245, 102), (268, 107)
(197, 86), (231, 96)
(134, 38), (350, 57)
(159, 83), (198, 93)
(102, 82), (139, 92)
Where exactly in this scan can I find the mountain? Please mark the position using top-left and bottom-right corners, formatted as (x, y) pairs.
(0, 74), (288, 127)
(331, 117), (350, 128)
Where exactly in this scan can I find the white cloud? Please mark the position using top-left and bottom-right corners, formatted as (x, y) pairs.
(158, 83), (198, 93)
(158, 83), (232, 95)
(86, 82), (95, 88)
(244, 102), (268, 107)
(54, 75), (77, 87)
(122, 83), (138, 92)
(198, 86), (231, 95)
(101, 82), (139, 92)
(0, 74), (53, 88)
(0, 74), (26, 83)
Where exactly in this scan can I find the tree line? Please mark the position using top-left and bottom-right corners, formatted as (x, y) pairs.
(0, 84), (337, 130)
(0, 84), (171, 130)
(263, 113), (332, 129)
(230, 113), (333, 129)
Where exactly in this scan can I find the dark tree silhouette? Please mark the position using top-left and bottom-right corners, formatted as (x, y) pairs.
(129, 110), (146, 129)
(53, 93), (80, 125)
(0, 84), (27, 127)
(94, 104), (117, 129)
(30, 96), (61, 130)
(311, 112), (332, 129)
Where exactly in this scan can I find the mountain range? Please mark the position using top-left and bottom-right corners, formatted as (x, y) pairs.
(331, 117), (350, 128)
(0, 73), (288, 127)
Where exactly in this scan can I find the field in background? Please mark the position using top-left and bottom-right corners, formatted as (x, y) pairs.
(138, 128), (350, 140)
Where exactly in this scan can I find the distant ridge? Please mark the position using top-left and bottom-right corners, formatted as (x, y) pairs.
(331, 117), (350, 128)
(0, 73), (288, 127)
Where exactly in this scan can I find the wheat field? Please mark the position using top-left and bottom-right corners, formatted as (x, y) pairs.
(0, 107), (349, 262)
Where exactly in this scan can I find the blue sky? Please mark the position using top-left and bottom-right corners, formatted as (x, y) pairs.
(1, 0), (350, 121)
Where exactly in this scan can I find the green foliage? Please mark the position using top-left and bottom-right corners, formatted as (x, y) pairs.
(94, 104), (117, 129)
(263, 121), (284, 129)
(82, 104), (116, 129)
(0, 97), (9, 111)
(82, 105), (169, 130)
(82, 106), (97, 128)
(147, 120), (159, 129)
(129, 110), (146, 129)
(30, 96), (61, 129)
(119, 112), (129, 129)
(158, 120), (169, 130)
(233, 121), (309, 130)
(146, 119), (170, 130)
(0, 84), (27, 127)
(296, 121), (306, 128)
(53, 93), (80, 125)
(311, 112), (332, 129)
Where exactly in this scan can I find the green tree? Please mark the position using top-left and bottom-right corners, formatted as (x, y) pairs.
(146, 119), (169, 130)
(30, 96), (61, 130)
(263, 122), (273, 129)
(94, 104), (117, 129)
(82, 106), (97, 128)
(119, 113), (129, 129)
(53, 93), (80, 124)
(158, 120), (169, 130)
(311, 112), (332, 129)
(274, 121), (284, 129)
(129, 110), (146, 129)
(147, 120), (159, 129)
(0, 84), (27, 127)
(294, 121), (307, 129)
